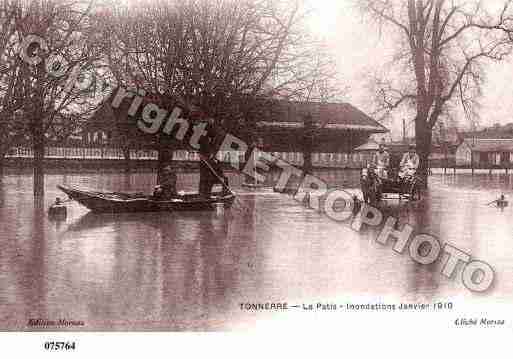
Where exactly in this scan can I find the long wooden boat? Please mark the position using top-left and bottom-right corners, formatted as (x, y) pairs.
(57, 185), (235, 213)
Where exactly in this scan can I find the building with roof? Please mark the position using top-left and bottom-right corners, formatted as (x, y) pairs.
(255, 100), (388, 153)
(82, 96), (388, 161)
(4, 94), (390, 168)
(1, 95), (386, 168)
(455, 138), (513, 166)
(354, 139), (381, 152)
(458, 123), (513, 141)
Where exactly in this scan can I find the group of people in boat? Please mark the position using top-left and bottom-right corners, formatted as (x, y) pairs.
(369, 143), (420, 190)
(153, 103), (230, 200)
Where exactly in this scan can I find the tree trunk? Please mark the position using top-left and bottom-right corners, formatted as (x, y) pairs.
(0, 152), (4, 175)
(303, 150), (312, 174)
(157, 138), (174, 183)
(415, 116), (432, 189)
(32, 120), (45, 198)
(122, 146), (131, 173)
(0, 165), (4, 209)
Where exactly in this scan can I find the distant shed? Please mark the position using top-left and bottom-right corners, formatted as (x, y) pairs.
(456, 138), (513, 166)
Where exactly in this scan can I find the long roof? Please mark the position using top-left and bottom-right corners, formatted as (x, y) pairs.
(354, 139), (380, 151)
(88, 93), (388, 134)
(256, 101), (388, 133)
(462, 138), (513, 152)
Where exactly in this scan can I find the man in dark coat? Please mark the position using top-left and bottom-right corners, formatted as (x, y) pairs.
(153, 165), (177, 200)
(190, 105), (230, 197)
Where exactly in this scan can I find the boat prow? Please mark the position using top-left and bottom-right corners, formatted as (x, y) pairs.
(57, 185), (235, 213)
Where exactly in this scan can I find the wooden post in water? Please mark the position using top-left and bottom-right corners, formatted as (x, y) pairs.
(31, 112), (45, 199)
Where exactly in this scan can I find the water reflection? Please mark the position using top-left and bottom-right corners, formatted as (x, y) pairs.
(28, 202), (48, 321)
(49, 210), (241, 329)
(0, 171), (512, 330)
(0, 175), (4, 209)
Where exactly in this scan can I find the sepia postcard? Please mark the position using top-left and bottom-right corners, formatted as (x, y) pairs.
(0, 0), (511, 356)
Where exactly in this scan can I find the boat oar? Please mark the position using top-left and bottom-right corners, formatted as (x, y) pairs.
(170, 98), (246, 212)
(200, 157), (253, 213)
(200, 157), (234, 195)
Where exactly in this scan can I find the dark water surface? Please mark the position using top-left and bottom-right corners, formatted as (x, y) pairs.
(1, 170), (512, 330)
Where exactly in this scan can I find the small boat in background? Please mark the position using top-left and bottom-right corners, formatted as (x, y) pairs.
(486, 194), (509, 209)
(57, 185), (235, 213)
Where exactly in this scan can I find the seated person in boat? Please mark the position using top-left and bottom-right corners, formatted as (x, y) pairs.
(190, 104), (230, 197)
(368, 144), (390, 197)
(398, 144), (419, 180)
(153, 165), (177, 200)
(371, 144), (390, 180)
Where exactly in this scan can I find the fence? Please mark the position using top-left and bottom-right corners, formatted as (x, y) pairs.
(5, 147), (378, 168)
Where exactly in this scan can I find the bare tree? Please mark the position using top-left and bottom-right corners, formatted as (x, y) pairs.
(0, 0), (107, 194)
(0, 1), (25, 170)
(360, 0), (513, 184)
(102, 0), (310, 115)
(98, 0), (344, 173)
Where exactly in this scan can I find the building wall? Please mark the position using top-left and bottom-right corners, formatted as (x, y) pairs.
(455, 143), (472, 166)
(454, 145), (513, 167)
(254, 128), (370, 153)
(481, 151), (510, 166)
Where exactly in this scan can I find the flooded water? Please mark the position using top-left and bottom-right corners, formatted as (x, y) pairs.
(0, 169), (512, 330)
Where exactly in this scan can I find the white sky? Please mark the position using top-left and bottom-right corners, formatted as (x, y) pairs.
(305, 0), (513, 139)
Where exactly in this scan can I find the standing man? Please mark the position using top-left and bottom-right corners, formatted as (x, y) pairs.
(189, 104), (230, 197)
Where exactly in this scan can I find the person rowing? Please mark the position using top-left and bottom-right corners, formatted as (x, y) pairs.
(189, 103), (230, 197)
(486, 194), (508, 207)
